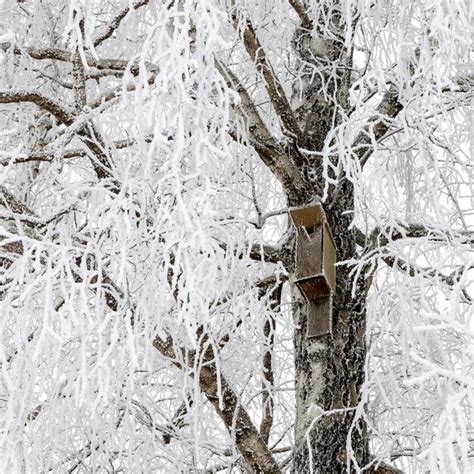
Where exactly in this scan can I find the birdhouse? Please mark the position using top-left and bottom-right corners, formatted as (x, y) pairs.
(307, 298), (332, 337)
(289, 203), (336, 337)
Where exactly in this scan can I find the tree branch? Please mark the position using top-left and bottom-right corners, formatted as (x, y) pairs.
(216, 61), (311, 202)
(0, 149), (86, 166)
(352, 86), (403, 168)
(355, 223), (474, 249)
(249, 241), (291, 267)
(0, 43), (73, 62)
(368, 460), (404, 474)
(382, 254), (472, 302)
(153, 336), (281, 473)
(0, 136), (152, 167)
(229, 8), (301, 140)
(93, 0), (150, 47)
(162, 399), (191, 444)
(287, 0), (313, 30)
(0, 42), (145, 72)
(0, 90), (73, 125)
(259, 285), (281, 444)
(0, 186), (38, 218)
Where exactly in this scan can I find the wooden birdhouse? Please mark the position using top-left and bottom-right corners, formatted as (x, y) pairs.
(289, 203), (336, 337)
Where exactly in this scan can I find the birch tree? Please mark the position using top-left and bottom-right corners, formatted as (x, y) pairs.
(0, 0), (472, 472)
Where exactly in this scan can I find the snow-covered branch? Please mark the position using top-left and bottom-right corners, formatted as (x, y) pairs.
(0, 90), (73, 125)
(153, 334), (282, 473)
(93, 0), (151, 47)
(216, 61), (311, 202)
(229, 9), (301, 141)
(352, 86), (403, 168)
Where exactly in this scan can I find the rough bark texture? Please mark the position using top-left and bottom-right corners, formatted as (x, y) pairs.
(0, 3), (410, 472)
(287, 4), (370, 470)
(292, 182), (369, 472)
(153, 337), (282, 473)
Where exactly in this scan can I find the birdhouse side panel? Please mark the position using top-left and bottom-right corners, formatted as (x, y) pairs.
(323, 224), (336, 292)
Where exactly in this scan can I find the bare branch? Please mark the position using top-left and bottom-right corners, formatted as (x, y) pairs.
(287, 0), (313, 30)
(93, 0), (150, 47)
(216, 61), (311, 202)
(229, 8), (301, 140)
(0, 90), (73, 125)
(153, 336), (281, 473)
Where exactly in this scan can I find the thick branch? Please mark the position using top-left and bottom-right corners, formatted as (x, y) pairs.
(72, 51), (87, 113)
(0, 43), (142, 72)
(217, 62), (311, 202)
(249, 241), (291, 268)
(259, 285), (281, 444)
(369, 460), (404, 474)
(153, 336), (281, 473)
(229, 10), (300, 140)
(0, 90), (73, 125)
(352, 86), (403, 168)
(287, 0), (313, 30)
(0, 186), (37, 218)
(0, 43), (73, 62)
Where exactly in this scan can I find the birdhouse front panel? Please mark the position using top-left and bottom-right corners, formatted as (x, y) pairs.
(293, 221), (336, 301)
(307, 297), (332, 337)
(295, 226), (323, 279)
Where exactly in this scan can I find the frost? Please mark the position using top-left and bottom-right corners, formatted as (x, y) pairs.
(0, 0), (472, 472)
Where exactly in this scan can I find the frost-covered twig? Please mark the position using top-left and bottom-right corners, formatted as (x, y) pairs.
(93, 0), (152, 48)
(216, 61), (311, 200)
(229, 8), (301, 141)
(0, 90), (73, 125)
(153, 334), (281, 473)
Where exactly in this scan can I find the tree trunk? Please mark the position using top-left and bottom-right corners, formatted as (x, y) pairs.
(292, 181), (369, 472)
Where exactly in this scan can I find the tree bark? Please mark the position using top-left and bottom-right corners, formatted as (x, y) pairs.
(289, 6), (369, 468)
(292, 181), (369, 472)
